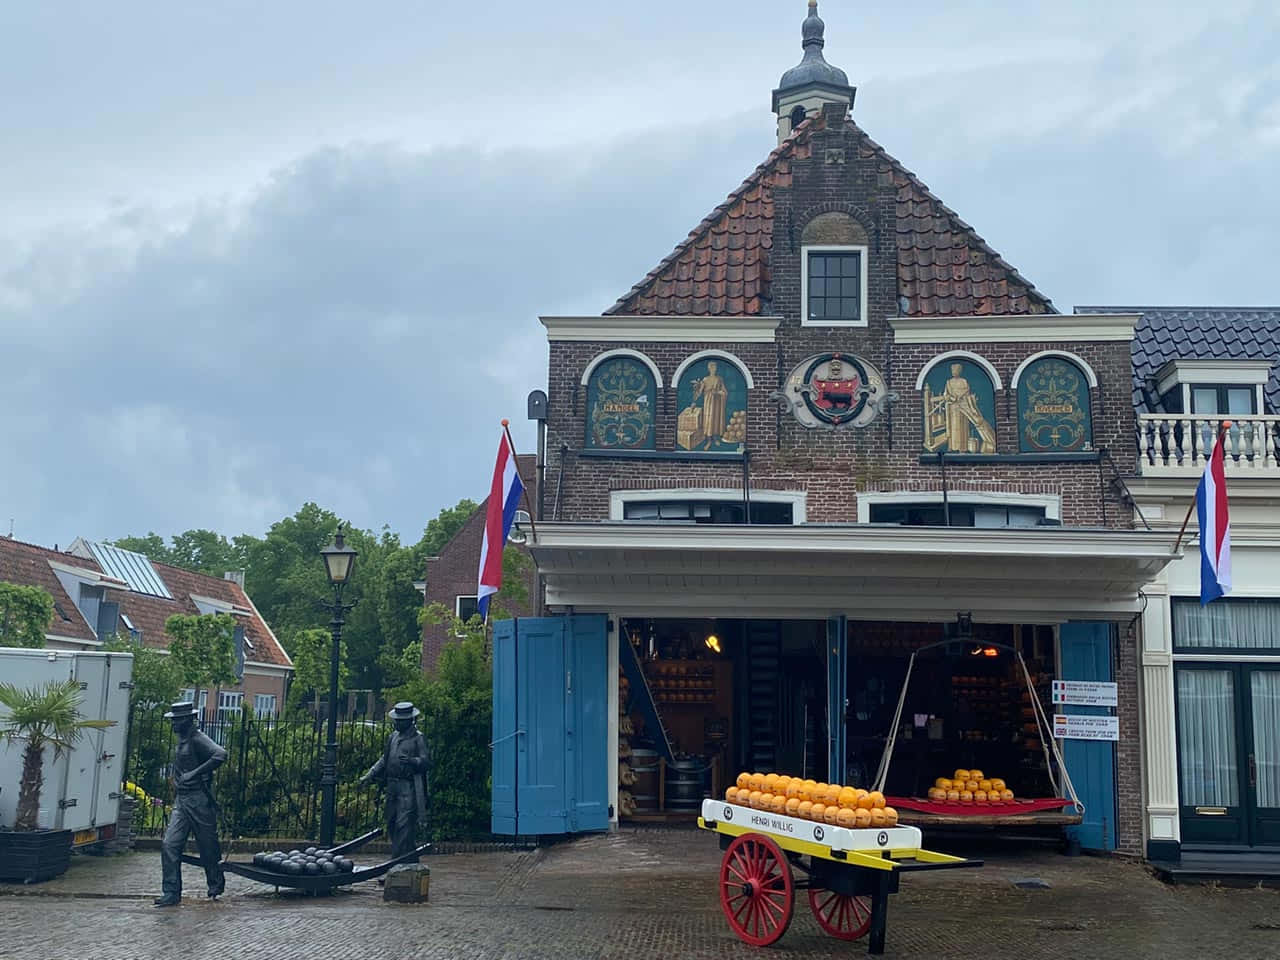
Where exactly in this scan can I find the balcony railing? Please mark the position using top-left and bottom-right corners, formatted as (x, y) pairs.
(1138, 413), (1280, 473)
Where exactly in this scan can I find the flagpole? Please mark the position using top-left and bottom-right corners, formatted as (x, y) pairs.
(501, 419), (539, 543)
(1172, 419), (1231, 553)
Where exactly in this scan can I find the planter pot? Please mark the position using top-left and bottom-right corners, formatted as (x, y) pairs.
(0, 829), (73, 883)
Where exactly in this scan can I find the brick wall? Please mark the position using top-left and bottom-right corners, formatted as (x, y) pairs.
(420, 459), (537, 673)
(1115, 623), (1143, 856)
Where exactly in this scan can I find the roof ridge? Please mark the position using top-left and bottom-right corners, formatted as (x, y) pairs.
(853, 123), (1056, 314)
(0, 536), (89, 560)
(1080, 305), (1280, 313)
(603, 116), (818, 316)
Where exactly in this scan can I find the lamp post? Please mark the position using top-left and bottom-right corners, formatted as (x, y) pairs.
(318, 525), (358, 848)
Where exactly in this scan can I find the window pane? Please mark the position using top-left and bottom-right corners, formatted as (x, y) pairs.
(1177, 669), (1239, 807)
(1191, 387), (1220, 414)
(809, 255), (825, 277)
(625, 502), (660, 519)
(1173, 598), (1280, 650)
(841, 278), (859, 297)
(1251, 672), (1280, 808)
(809, 299), (825, 319)
(1227, 388), (1255, 414)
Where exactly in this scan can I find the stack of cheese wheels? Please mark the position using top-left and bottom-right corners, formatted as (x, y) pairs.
(925, 768), (1014, 803)
(725, 773), (898, 828)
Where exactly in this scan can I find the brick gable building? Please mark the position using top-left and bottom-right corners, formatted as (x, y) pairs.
(493, 4), (1207, 859)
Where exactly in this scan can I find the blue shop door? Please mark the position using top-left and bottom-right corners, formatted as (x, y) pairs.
(491, 615), (609, 835)
(1060, 621), (1117, 851)
(827, 616), (847, 785)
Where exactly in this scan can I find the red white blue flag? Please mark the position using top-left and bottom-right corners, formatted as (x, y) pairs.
(476, 430), (525, 621)
(1196, 438), (1231, 605)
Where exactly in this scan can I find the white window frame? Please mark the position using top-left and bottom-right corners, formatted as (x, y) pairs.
(1154, 359), (1271, 416)
(253, 693), (277, 718)
(856, 490), (1061, 525)
(609, 488), (808, 524)
(216, 691), (243, 723)
(455, 595), (479, 637)
(801, 244), (869, 328)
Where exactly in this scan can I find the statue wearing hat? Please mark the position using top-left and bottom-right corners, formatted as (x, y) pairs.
(359, 701), (431, 859)
(155, 701), (227, 907)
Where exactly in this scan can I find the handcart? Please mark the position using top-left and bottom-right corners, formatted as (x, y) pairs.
(699, 799), (981, 955)
(181, 827), (431, 894)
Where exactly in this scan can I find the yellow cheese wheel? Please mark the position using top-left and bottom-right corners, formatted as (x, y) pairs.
(946, 789), (960, 801)
(870, 807), (887, 826)
(823, 804), (840, 824)
(772, 794), (787, 813)
(836, 806), (856, 827)
(979, 779), (993, 793)
(868, 790), (886, 809)
(991, 778), (1006, 792)
(736, 772), (751, 790)
(974, 790), (988, 803)
(1002, 789), (1014, 801)
(797, 800), (814, 820)
(966, 780), (981, 792)
(810, 803), (827, 822)
(927, 787), (944, 800)
(758, 792), (774, 810)
(749, 773), (766, 792)
(726, 786), (739, 803)
(954, 769), (971, 782)
(785, 797), (801, 816)
(969, 769), (984, 781)
(854, 807), (872, 827)
(837, 787), (858, 808)
(959, 790), (974, 803)
(883, 806), (899, 826)
(935, 778), (953, 790)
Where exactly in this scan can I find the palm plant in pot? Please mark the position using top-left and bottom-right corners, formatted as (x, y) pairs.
(0, 679), (114, 882)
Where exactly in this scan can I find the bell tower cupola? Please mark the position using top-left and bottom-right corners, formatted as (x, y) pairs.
(772, 1), (855, 143)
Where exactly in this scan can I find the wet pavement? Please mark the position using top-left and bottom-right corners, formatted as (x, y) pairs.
(1, 828), (1277, 959)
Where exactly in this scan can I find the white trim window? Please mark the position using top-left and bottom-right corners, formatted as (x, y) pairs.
(801, 244), (868, 327)
(216, 691), (243, 724)
(253, 693), (277, 718)
(610, 488), (807, 525)
(455, 595), (480, 636)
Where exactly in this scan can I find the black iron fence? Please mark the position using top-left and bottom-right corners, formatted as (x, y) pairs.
(125, 709), (390, 841)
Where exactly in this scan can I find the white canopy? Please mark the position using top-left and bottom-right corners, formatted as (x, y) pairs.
(530, 523), (1180, 624)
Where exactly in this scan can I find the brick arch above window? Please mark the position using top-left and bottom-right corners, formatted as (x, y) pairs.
(671, 350), (755, 390)
(579, 348), (664, 387)
(914, 351), (1004, 391)
(800, 211), (869, 247)
(1010, 350), (1099, 390)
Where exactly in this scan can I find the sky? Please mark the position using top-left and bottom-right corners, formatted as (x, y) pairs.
(2, 1), (1277, 548)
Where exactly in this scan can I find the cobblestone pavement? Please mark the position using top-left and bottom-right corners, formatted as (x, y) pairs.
(2, 829), (1278, 959)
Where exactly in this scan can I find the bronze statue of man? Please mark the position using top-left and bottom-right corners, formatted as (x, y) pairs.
(360, 701), (430, 859)
(155, 701), (226, 907)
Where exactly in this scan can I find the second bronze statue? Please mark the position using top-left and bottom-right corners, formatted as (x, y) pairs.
(360, 701), (431, 860)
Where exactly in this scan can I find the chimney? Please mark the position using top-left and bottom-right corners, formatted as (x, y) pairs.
(224, 570), (246, 588)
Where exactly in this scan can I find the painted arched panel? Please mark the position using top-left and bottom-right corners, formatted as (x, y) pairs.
(585, 355), (657, 450)
(922, 357), (997, 454)
(674, 355), (749, 452)
(1018, 356), (1093, 452)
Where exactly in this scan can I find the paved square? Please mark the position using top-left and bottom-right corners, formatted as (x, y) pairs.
(1, 830), (1276, 959)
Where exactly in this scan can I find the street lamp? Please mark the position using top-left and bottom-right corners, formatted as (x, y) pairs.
(318, 525), (358, 848)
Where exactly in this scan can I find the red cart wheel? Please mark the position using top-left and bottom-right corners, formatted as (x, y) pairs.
(718, 833), (795, 946)
(808, 887), (872, 941)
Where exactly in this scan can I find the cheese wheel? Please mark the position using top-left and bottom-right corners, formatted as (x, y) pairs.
(883, 806), (899, 826)
(726, 786), (739, 803)
(785, 797), (801, 816)
(854, 807), (872, 827)
(810, 803), (827, 822)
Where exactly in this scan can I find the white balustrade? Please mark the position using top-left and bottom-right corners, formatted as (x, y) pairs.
(1137, 413), (1280, 474)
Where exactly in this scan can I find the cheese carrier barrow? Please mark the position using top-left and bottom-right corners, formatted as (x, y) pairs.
(700, 800), (982, 955)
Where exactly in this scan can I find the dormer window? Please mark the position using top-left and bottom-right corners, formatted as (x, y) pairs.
(802, 245), (867, 326)
(1153, 359), (1270, 417)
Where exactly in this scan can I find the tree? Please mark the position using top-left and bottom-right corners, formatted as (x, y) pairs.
(416, 499), (479, 558)
(0, 583), (55, 649)
(100, 636), (180, 711)
(111, 530), (250, 578)
(165, 613), (238, 690)
(286, 627), (350, 711)
(0, 680), (113, 830)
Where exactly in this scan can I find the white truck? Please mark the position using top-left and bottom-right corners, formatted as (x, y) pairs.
(0, 647), (134, 848)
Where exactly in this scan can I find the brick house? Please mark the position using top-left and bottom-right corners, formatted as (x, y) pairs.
(493, 4), (1187, 852)
(420, 455), (537, 673)
(0, 535), (291, 718)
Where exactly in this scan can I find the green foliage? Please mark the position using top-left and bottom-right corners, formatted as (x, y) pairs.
(165, 613), (238, 689)
(0, 582), (55, 649)
(418, 499), (479, 557)
(0, 680), (114, 830)
(100, 635), (181, 711)
(110, 530), (250, 578)
(286, 627), (350, 710)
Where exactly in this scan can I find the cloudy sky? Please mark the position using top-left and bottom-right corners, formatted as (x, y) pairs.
(2, 1), (1277, 548)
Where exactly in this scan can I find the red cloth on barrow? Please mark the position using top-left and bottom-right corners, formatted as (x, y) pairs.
(887, 796), (1073, 816)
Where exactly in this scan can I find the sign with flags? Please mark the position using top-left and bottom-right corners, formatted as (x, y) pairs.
(477, 428), (526, 621)
(1196, 435), (1231, 605)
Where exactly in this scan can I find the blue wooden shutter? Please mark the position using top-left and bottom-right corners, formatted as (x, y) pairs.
(491, 618), (519, 834)
(1060, 621), (1117, 850)
(567, 614), (610, 832)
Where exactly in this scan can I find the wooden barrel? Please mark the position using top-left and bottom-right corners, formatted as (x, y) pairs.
(630, 749), (659, 812)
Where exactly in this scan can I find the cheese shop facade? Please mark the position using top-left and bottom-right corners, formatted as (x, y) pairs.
(489, 4), (1183, 858)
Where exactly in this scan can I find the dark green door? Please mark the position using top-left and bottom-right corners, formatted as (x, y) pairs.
(1176, 663), (1280, 847)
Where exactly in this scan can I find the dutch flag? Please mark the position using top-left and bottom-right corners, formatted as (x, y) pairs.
(476, 428), (525, 622)
(1195, 433), (1232, 605)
